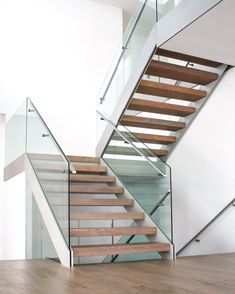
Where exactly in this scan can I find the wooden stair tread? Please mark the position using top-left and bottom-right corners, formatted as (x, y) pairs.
(128, 98), (196, 117)
(105, 146), (168, 157)
(70, 174), (116, 183)
(50, 198), (134, 206)
(113, 132), (176, 145)
(156, 48), (222, 68)
(28, 153), (62, 161)
(70, 198), (134, 206)
(72, 242), (170, 257)
(146, 60), (218, 85)
(29, 154), (101, 164)
(70, 212), (145, 220)
(74, 165), (107, 174)
(121, 115), (185, 131)
(136, 80), (207, 101)
(70, 185), (124, 194)
(41, 175), (116, 183)
(67, 155), (100, 163)
(37, 165), (107, 174)
(70, 226), (157, 237)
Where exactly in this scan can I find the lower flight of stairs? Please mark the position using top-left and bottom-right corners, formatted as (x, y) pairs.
(67, 155), (170, 259)
(36, 154), (170, 262)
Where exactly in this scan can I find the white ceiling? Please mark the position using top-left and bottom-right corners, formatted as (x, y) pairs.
(92, 0), (138, 14)
(161, 0), (235, 66)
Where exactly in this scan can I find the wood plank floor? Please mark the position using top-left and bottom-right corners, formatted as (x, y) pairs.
(0, 253), (235, 294)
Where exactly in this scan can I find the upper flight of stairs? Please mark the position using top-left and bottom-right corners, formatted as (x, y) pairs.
(116, 48), (225, 159)
(35, 155), (170, 262)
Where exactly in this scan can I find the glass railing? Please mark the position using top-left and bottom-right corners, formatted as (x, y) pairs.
(98, 112), (172, 247)
(116, 123), (168, 176)
(5, 98), (71, 262)
(97, 0), (157, 142)
(26, 187), (59, 261)
(103, 189), (172, 263)
(5, 100), (27, 166)
(97, 0), (185, 142)
(98, 111), (168, 176)
(157, 0), (184, 20)
(26, 99), (71, 248)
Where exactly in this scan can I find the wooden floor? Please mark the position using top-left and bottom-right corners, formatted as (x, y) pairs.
(0, 253), (235, 293)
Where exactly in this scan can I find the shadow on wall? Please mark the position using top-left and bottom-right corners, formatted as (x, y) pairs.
(169, 67), (235, 255)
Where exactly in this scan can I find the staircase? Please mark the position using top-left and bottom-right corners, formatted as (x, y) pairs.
(3, 0), (229, 267)
(117, 48), (226, 159)
(4, 49), (226, 267)
(41, 155), (170, 263)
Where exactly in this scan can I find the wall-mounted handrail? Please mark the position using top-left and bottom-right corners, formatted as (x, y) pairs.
(177, 198), (235, 256)
(97, 110), (167, 177)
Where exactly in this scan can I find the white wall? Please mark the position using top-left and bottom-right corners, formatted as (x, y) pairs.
(0, 0), (122, 156)
(162, 0), (235, 66)
(0, 0), (123, 260)
(0, 114), (5, 259)
(168, 67), (235, 255)
(2, 173), (26, 260)
(178, 204), (235, 256)
(0, 112), (26, 260)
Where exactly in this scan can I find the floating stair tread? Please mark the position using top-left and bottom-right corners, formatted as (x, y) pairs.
(35, 167), (69, 173)
(28, 153), (62, 161)
(70, 185), (124, 194)
(70, 212), (145, 220)
(70, 174), (116, 183)
(105, 146), (168, 157)
(74, 165), (107, 174)
(156, 48), (222, 68)
(113, 132), (176, 144)
(121, 115), (185, 131)
(67, 155), (100, 163)
(72, 242), (170, 257)
(36, 165), (107, 174)
(131, 132), (176, 144)
(39, 175), (116, 184)
(146, 60), (218, 85)
(50, 198), (134, 206)
(70, 226), (157, 237)
(128, 98), (196, 117)
(69, 198), (134, 206)
(136, 80), (207, 101)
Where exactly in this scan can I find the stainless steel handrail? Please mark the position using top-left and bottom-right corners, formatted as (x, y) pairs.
(177, 198), (235, 256)
(27, 98), (76, 174)
(99, 0), (149, 105)
(97, 110), (166, 177)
